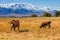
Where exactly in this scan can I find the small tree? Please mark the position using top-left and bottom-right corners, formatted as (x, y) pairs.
(54, 11), (60, 17)
(43, 12), (52, 17)
(31, 14), (37, 17)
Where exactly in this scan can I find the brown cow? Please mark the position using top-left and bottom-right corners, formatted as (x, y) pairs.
(9, 20), (20, 31)
(40, 21), (51, 28)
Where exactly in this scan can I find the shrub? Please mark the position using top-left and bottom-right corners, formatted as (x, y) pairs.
(43, 12), (52, 17)
(54, 11), (60, 17)
(31, 14), (37, 17)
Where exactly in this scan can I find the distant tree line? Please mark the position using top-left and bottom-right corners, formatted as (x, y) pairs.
(30, 11), (60, 17)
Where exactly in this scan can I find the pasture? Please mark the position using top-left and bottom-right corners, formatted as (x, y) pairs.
(0, 17), (60, 40)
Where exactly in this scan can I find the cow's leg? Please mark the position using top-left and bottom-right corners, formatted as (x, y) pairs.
(18, 26), (20, 31)
(13, 27), (16, 31)
(10, 26), (13, 31)
(48, 24), (51, 29)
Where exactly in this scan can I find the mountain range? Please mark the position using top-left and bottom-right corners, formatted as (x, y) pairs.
(0, 3), (56, 17)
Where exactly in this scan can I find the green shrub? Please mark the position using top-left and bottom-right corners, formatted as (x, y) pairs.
(43, 12), (52, 17)
(31, 14), (37, 17)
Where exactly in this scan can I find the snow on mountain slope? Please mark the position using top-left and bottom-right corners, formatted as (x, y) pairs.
(0, 3), (39, 10)
(0, 3), (43, 16)
(41, 7), (56, 15)
(0, 3), (56, 16)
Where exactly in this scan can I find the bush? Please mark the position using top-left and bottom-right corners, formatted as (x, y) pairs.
(54, 11), (60, 17)
(43, 12), (52, 17)
(31, 14), (37, 17)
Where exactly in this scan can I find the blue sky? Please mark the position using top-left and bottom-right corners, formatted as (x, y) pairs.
(0, 0), (60, 10)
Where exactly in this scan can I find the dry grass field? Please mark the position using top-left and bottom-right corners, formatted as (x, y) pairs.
(0, 17), (60, 40)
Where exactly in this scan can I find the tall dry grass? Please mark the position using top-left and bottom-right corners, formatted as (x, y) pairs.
(0, 17), (60, 40)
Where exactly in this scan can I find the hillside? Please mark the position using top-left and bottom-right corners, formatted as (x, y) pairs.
(0, 3), (56, 16)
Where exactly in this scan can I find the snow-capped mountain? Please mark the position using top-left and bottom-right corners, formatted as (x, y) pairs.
(0, 3), (56, 16)
(41, 7), (56, 15)
(0, 3), (42, 15)
(0, 3), (40, 10)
